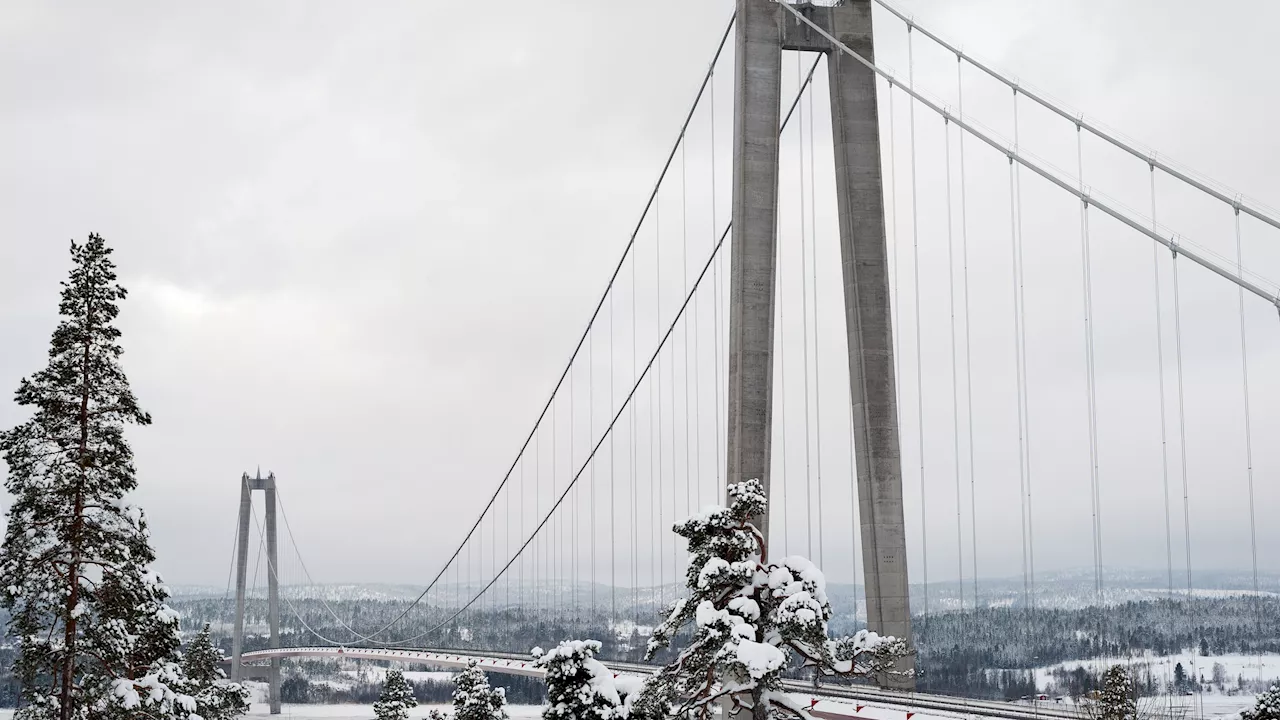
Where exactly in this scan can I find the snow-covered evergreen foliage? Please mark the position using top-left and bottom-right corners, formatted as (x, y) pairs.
(1242, 686), (1280, 720)
(451, 659), (508, 720)
(181, 623), (249, 720)
(636, 478), (912, 719)
(1092, 665), (1137, 720)
(0, 234), (196, 719)
(374, 668), (418, 720)
(534, 640), (638, 720)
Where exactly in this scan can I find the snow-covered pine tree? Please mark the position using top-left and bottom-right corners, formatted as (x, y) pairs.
(1092, 665), (1137, 720)
(374, 668), (418, 720)
(635, 479), (912, 720)
(181, 623), (250, 720)
(1242, 686), (1280, 720)
(452, 659), (508, 720)
(533, 641), (637, 720)
(0, 234), (195, 720)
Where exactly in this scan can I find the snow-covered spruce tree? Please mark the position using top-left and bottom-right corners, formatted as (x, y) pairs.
(1090, 665), (1137, 720)
(1242, 686), (1280, 720)
(635, 479), (912, 720)
(0, 233), (195, 720)
(450, 659), (508, 720)
(533, 640), (639, 720)
(374, 668), (418, 720)
(181, 623), (249, 720)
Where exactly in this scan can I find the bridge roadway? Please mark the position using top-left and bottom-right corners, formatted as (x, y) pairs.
(240, 646), (1081, 720)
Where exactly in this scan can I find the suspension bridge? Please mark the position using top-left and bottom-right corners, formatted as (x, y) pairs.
(212, 0), (1278, 716)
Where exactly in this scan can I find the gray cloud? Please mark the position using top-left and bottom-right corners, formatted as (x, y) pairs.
(1, 0), (1276, 593)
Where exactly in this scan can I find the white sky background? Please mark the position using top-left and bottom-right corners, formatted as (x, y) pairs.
(1, 0), (1278, 590)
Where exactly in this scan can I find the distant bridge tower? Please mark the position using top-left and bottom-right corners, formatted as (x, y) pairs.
(723, 0), (914, 687)
(231, 470), (282, 714)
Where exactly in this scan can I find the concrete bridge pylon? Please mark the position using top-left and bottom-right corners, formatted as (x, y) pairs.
(723, 0), (915, 689)
(230, 470), (281, 714)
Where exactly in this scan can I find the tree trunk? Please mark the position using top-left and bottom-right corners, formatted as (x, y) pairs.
(60, 301), (93, 720)
(751, 686), (769, 720)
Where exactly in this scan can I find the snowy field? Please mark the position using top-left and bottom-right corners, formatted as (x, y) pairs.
(222, 694), (1262, 720)
(1034, 652), (1280, 690)
(0, 692), (1265, 720)
(236, 702), (546, 718)
(0, 705), (544, 719)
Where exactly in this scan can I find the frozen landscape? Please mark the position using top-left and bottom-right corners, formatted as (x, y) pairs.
(2, 1), (1279, 719)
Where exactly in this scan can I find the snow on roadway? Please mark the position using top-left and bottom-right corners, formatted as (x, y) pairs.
(236, 702), (546, 718)
(227, 694), (1259, 720)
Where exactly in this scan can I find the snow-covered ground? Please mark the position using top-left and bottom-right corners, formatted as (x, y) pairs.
(236, 702), (546, 718)
(1186, 693), (1263, 719)
(610, 618), (655, 639)
(1034, 651), (1279, 690)
(0, 692), (1264, 720)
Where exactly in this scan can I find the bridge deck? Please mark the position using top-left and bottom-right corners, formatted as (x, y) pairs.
(239, 646), (1084, 720)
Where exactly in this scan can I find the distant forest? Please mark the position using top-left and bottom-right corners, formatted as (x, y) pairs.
(164, 593), (1280, 702)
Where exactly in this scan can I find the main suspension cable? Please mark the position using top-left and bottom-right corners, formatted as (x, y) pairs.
(308, 13), (740, 643)
(406, 222), (733, 641)
(399, 69), (822, 639)
(778, 1), (1280, 307)
(245, 490), (355, 647)
(871, 0), (1280, 233)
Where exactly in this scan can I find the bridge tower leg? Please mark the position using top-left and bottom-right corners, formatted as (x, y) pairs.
(231, 476), (251, 683)
(264, 481), (281, 714)
(725, 0), (783, 541)
(725, 0), (915, 689)
(230, 470), (283, 713)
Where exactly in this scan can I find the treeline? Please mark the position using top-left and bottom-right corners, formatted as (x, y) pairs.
(168, 594), (1280, 702)
(915, 595), (1280, 665)
(912, 596), (1280, 697)
(174, 597), (691, 665)
(278, 665), (545, 705)
(175, 594), (1279, 663)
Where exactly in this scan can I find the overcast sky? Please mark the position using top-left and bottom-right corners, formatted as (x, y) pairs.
(2, 0), (1277, 592)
